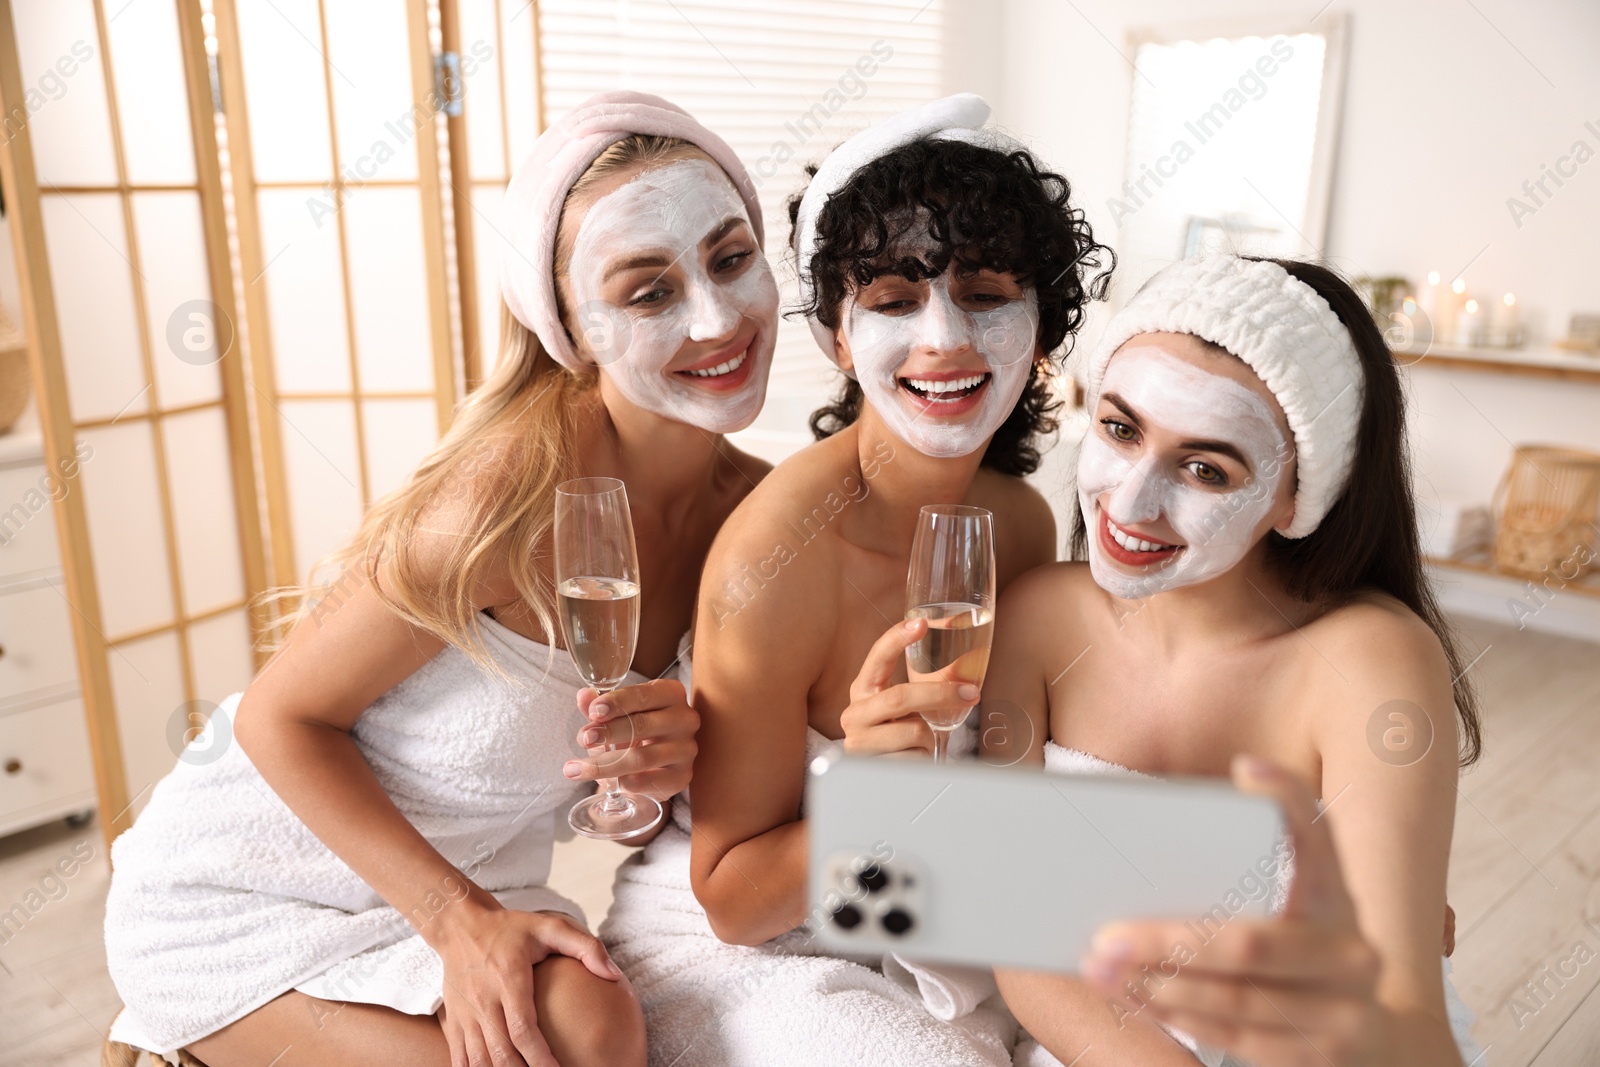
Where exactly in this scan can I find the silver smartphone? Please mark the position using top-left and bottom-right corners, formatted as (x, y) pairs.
(807, 751), (1287, 973)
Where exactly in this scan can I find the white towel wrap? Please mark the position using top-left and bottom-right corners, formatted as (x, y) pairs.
(104, 614), (620, 1054)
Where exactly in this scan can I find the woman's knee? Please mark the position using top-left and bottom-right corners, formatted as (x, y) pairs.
(533, 955), (647, 1067)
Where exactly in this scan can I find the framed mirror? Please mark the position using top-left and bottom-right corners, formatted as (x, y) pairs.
(1115, 14), (1349, 289)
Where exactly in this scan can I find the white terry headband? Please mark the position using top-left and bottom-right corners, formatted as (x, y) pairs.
(1084, 255), (1365, 539)
(498, 90), (765, 372)
(792, 92), (1024, 364)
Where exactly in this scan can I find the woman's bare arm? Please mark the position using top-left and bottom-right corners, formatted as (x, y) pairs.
(687, 515), (834, 946)
(996, 968), (1208, 1064)
(1309, 601), (1464, 1061)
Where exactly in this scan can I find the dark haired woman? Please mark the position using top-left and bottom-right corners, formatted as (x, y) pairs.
(965, 256), (1485, 1065)
(597, 94), (1112, 1066)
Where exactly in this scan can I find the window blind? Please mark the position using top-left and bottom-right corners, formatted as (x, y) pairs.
(538, 0), (944, 459)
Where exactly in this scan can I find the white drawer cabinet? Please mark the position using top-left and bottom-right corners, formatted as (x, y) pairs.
(0, 580), (82, 698)
(0, 435), (94, 837)
(0, 697), (95, 837)
(0, 462), (61, 580)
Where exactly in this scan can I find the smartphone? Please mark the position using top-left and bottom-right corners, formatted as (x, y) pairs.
(807, 752), (1287, 973)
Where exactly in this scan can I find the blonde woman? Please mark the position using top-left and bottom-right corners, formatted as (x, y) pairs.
(102, 92), (778, 1067)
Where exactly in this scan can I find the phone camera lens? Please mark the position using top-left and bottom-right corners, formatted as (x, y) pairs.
(831, 903), (863, 930)
(856, 862), (889, 894)
(881, 907), (915, 936)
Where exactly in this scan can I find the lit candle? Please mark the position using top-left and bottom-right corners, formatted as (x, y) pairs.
(1416, 270), (1442, 343)
(1490, 292), (1520, 346)
(1457, 298), (1483, 347)
(1433, 276), (1464, 345)
(1390, 296), (1419, 348)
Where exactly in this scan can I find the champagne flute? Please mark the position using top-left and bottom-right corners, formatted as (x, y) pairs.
(555, 477), (663, 840)
(905, 504), (996, 763)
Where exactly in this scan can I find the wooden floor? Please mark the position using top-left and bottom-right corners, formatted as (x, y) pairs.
(1444, 617), (1600, 1066)
(0, 614), (1595, 1066)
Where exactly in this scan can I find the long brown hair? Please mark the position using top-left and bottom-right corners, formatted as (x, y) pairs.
(259, 135), (702, 673)
(1071, 258), (1483, 766)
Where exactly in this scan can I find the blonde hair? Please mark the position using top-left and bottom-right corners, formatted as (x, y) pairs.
(260, 134), (704, 672)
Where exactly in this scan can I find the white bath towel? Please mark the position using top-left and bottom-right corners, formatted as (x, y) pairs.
(600, 725), (1017, 1067)
(1012, 742), (1485, 1067)
(105, 613), (624, 1054)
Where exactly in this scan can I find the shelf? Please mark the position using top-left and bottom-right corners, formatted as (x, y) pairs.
(1394, 342), (1600, 383)
(1427, 552), (1600, 600)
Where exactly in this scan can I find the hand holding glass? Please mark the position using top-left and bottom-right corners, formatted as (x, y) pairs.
(554, 477), (663, 840)
(905, 505), (996, 763)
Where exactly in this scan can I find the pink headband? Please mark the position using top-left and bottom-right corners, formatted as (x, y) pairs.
(498, 90), (765, 372)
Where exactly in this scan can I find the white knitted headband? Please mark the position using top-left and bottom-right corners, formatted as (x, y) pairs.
(1085, 256), (1365, 539)
(793, 92), (1025, 365)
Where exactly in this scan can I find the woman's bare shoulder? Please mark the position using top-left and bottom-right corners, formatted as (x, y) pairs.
(968, 466), (1055, 519)
(969, 468), (1061, 579)
(712, 433), (864, 542)
(1303, 592), (1449, 678)
(991, 562), (1101, 693)
(1000, 559), (1101, 618)
(393, 438), (530, 605)
(1296, 592), (1460, 764)
(698, 434), (859, 622)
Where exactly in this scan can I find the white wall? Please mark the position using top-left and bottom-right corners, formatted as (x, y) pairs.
(940, 0), (1007, 108)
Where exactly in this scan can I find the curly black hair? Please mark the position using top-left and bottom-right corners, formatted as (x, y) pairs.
(788, 137), (1113, 476)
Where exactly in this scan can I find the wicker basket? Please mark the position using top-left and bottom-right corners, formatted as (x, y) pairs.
(1492, 445), (1600, 579)
(0, 300), (32, 434)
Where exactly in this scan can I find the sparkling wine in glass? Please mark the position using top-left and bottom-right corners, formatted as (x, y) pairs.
(905, 504), (996, 763)
(555, 477), (663, 840)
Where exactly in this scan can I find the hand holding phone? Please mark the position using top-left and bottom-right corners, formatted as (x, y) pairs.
(1077, 756), (1398, 1065)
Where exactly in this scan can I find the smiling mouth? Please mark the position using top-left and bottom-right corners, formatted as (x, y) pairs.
(1108, 520), (1175, 553)
(899, 372), (990, 402)
(680, 348), (748, 379)
(1098, 510), (1183, 567)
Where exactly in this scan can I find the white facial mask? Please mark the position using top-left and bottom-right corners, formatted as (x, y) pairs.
(568, 159), (779, 434)
(1077, 343), (1290, 599)
(842, 272), (1038, 457)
